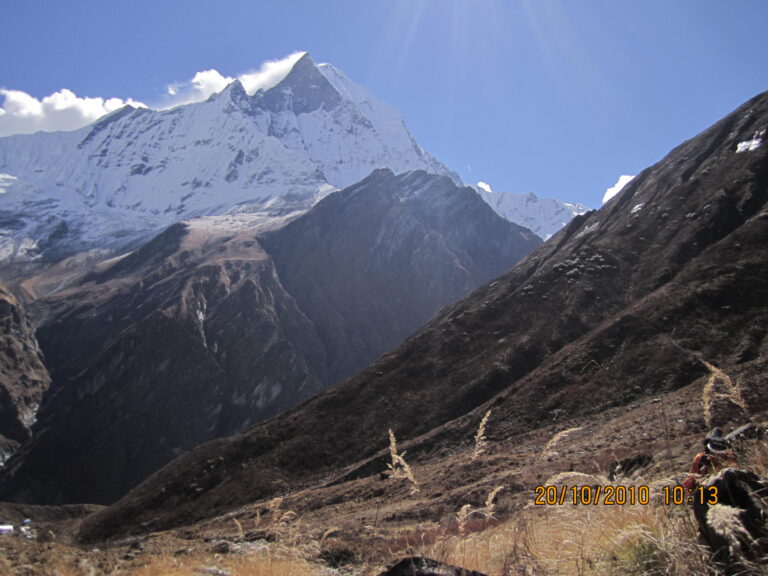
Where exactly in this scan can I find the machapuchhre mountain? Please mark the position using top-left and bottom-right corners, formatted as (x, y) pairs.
(0, 52), (579, 270)
(68, 90), (768, 541)
(0, 53), (457, 265)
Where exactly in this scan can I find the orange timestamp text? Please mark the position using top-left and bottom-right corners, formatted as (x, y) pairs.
(534, 485), (651, 506)
(533, 484), (719, 506)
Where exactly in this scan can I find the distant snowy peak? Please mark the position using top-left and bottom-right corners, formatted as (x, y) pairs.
(0, 53), (458, 263)
(474, 184), (589, 240)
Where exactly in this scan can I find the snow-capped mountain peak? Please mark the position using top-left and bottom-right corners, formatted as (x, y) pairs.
(256, 53), (343, 115)
(249, 53), (459, 187)
(474, 183), (590, 240)
(0, 53), (458, 263)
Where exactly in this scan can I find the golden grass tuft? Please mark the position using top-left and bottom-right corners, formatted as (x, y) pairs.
(232, 517), (244, 540)
(395, 454), (419, 494)
(388, 429), (403, 479)
(386, 428), (419, 493)
(451, 486), (507, 547)
(539, 426), (583, 460)
(484, 486), (504, 519)
(473, 410), (492, 459)
(457, 503), (473, 536)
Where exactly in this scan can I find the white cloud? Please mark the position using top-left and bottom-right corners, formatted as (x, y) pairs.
(238, 52), (306, 94)
(161, 51), (306, 109)
(477, 181), (493, 193)
(160, 70), (234, 108)
(192, 69), (234, 97)
(602, 174), (635, 204)
(0, 88), (146, 137)
(0, 52), (307, 136)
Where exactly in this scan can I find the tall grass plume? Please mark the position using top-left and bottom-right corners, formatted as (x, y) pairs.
(473, 410), (491, 459)
(539, 426), (582, 460)
(386, 428), (419, 493)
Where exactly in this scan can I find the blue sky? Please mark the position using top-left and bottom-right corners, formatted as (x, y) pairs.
(2, 0), (767, 208)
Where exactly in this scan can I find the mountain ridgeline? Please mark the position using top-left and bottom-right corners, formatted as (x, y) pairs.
(75, 91), (768, 541)
(0, 170), (540, 505)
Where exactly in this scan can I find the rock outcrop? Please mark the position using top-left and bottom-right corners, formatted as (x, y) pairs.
(0, 282), (50, 451)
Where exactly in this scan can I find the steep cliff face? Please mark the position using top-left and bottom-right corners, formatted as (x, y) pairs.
(0, 170), (539, 505)
(0, 282), (50, 452)
(74, 91), (768, 540)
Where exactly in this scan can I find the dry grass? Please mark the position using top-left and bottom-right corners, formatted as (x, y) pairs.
(387, 429), (403, 479)
(386, 429), (419, 494)
(452, 486), (505, 543)
(124, 546), (321, 576)
(485, 486), (504, 519)
(474, 410), (492, 459)
(0, 519), (329, 576)
(411, 423), (768, 576)
(457, 503), (473, 537)
(540, 427), (583, 461)
(544, 471), (607, 488)
(6, 373), (764, 576)
(415, 490), (723, 576)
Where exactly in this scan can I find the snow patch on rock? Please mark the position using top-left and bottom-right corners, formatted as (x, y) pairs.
(603, 174), (635, 204)
(736, 128), (765, 153)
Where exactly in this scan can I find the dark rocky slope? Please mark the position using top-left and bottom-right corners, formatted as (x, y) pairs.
(0, 281), (50, 456)
(0, 170), (538, 505)
(77, 91), (768, 541)
(261, 169), (539, 384)
(1, 227), (326, 504)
